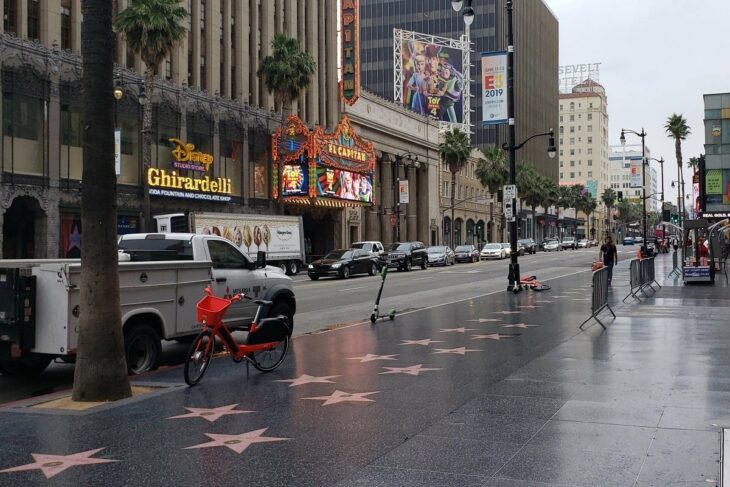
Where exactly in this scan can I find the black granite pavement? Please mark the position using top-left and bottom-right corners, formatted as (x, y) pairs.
(0, 254), (726, 486)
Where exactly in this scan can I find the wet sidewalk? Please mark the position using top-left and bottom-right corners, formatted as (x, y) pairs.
(0, 254), (726, 486)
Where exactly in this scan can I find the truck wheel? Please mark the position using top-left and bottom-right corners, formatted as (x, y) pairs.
(288, 261), (299, 275)
(0, 356), (52, 376)
(124, 324), (161, 375)
(268, 302), (294, 336)
(278, 262), (287, 274)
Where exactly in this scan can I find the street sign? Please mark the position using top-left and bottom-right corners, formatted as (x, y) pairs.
(390, 214), (397, 227)
(504, 184), (517, 201)
(398, 180), (409, 204)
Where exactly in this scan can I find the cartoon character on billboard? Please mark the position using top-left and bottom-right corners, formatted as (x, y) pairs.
(436, 60), (464, 123)
(406, 54), (428, 115)
(358, 174), (372, 203)
(339, 170), (357, 200)
(281, 164), (304, 193)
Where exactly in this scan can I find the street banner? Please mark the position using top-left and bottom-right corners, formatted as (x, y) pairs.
(629, 159), (642, 188)
(399, 180), (410, 204)
(481, 51), (508, 125)
(114, 129), (121, 176)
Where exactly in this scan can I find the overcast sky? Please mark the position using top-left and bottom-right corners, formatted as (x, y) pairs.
(543, 0), (730, 205)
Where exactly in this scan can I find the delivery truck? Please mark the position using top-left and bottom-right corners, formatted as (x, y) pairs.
(155, 212), (305, 275)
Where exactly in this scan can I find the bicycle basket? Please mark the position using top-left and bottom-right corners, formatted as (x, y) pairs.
(196, 294), (231, 325)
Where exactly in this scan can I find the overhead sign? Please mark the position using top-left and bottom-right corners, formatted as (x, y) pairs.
(481, 51), (508, 125)
(503, 184), (517, 201)
(340, 0), (360, 105)
(559, 62), (601, 93)
(147, 138), (232, 202)
(399, 180), (410, 204)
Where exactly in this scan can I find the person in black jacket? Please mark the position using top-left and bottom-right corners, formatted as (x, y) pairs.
(599, 236), (618, 285)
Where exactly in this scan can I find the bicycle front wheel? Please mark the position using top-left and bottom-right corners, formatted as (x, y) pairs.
(184, 330), (215, 386)
(249, 336), (290, 372)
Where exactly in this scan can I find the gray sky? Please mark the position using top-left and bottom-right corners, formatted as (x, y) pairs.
(544, 0), (730, 206)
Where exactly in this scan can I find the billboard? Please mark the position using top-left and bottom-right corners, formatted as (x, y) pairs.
(394, 30), (466, 125)
(704, 169), (730, 211)
(316, 166), (373, 203)
(629, 159), (642, 188)
(481, 52), (508, 124)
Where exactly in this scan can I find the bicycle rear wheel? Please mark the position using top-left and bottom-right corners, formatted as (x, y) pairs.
(184, 330), (215, 386)
(532, 283), (551, 291)
(249, 336), (289, 372)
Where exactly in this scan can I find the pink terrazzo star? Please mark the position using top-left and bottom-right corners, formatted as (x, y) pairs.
(302, 389), (380, 406)
(167, 404), (254, 422)
(471, 333), (519, 340)
(274, 374), (340, 387)
(400, 339), (444, 346)
(495, 311), (521, 315)
(468, 318), (500, 323)
(379, 364), (442, 376)
(0, 448), (117, 479)
(440, 327), (476, 333)
(347, 354), (398, 363)
(185, 429), (289, 454)
(500, 323), (540, 329)
(432, 347), (483, 355)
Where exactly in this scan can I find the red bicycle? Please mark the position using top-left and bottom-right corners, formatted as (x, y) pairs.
(519, 274), (551, 291)
(184, 287), (291, 386)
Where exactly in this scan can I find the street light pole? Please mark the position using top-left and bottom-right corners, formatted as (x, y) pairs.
(620, 128), (648, 256)
(505, 0), (519, 291)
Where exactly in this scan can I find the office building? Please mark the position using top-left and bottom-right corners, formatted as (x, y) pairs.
(701, 92), (730, 218)
(608, 145), (659, 213)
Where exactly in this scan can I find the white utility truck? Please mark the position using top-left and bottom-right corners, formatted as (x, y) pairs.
(0, 233), (296, 376)
(154, 212), (306, 275)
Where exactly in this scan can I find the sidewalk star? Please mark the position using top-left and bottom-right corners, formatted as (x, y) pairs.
(500, 323), (540, 329)
(347, 354), (398, 363)
(471, 333), (520, 340)
(400, 339), (444, 346)
(432, 347), (483, 355)
(439, 327), (476, 333)
(302, 389), (380, 406)
(167, 404), (254, 422)
(517, 305), (542, 309)
(379, 364), (442, 376)
(185, 429), (289, 454)
(0, 448), (117, 479)
(275, 374), (340, 387)
(495, 311), (521, 315)
(468, 318), (500, 323)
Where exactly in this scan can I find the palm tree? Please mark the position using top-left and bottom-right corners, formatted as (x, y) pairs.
(601, 188), (616, 236)
(579, 194), (598, 240)
(115, 0), (188, 232)
(517, 165), (544, 239)
(440, 128), (472, 248)
(258, 33), (316, 113)
(687, 154), (704, 176)
(665, 114), (691, 221)
(540, 179), (559, 240)
(476, 146), (509, 197)
(72, 0), (132, 402)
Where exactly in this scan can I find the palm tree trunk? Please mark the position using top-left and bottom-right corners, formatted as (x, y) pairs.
(142, 65), (154, 231)
(531, 204), (536, 239)
(450, 172), (456, 249)
(73, 0), (132, 402)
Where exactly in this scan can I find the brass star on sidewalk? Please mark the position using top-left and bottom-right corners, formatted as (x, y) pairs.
(168, 404), (254, 422)
(440, 327), (476, 333)
(274, 374), (340, 387)
(0, 448), (117, 479)
(468, 318), (500, 323)
(500, 323), (539, 329)
(379, 364), (442, 376)
(185, 429), (289, 454)
(471, 333), (520, 340)
(400, 339), (444, 346)
(347, 354), (398, 363)
(302, 389), (380, 406)
(432, 347), (483, 355)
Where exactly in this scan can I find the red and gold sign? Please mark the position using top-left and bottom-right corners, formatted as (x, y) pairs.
(340, 0), (360, 105)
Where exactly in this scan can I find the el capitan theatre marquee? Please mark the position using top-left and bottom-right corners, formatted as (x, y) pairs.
(272, 115), (376, 208)
(147, 138), (233, 202)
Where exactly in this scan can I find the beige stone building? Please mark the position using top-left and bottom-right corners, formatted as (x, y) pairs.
(1, 0), (339, 130)
(558, 79), (610, 239)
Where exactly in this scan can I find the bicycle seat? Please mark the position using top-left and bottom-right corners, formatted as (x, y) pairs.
(253, 299), (273, 306)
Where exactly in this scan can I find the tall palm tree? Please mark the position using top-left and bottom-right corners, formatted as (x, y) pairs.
(115, 0), (188, 232)
(517, 165), (544, 239)
(687, 154), (704, 176)
(73, 0), (132, 402)
(440, 128), (472, 248)
(665, 113), (691, 221)
(476, 146), (509, 197)
(601, 188), (616, 236)
(258, 33), (316, 113)
(540, 179), (559, 240)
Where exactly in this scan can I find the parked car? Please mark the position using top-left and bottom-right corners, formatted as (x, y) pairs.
(589, 239), (598, 247)
(351, 241), (384, 258)
(543, 239), (560, 252)
(454, 244), (480, 263)
(577, 239), (590, 248)
(561, 237), (577, 250)
(380, 241), (429, 271)
(623, 237), (635, 245)
(481, 243), (506, 260)
(502, 242), (525, 257)
(518, 238), (537, 254)
(634, 236), (644, 244)
(427, 246), (456, 266)
(308, 249), (379, 280)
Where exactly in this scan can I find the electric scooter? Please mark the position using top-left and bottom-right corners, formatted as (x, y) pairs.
(370, 265), (396, 323)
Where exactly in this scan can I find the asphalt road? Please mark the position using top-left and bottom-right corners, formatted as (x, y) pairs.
(0, 246), (638, 405)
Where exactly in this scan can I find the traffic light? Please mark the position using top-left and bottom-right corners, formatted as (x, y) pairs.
(617, 191), (623, 202)
(662, 209), (671, 222)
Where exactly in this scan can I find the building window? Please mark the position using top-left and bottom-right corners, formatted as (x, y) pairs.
(570, 149), (575, 155)
(589, 102), (593, 108)
(3, 92), (45, 176)
(559, 138), (563, 145)
(570, 160), (575, 167)
(559, 115), (563, 122)
(569, 138), (575, 145)
(559, 150), (563, 156)
(4, 0), (17, 34)
(588, 159), (593, 166)
(570, 172), (575, 178)
(559, 161), (563, 167)
(587, 125), (593, 132)
(570, 126), (574, 133)
(587, 136), (593, 144)
(560, 172), (563, 179)
(559, 126), (564, 134)
(61, 5), (71, 50)
(200, 0), (205, 30)
(588, 171), (593, 177)
(587, 113), (593, 121)
(570, 102), (574, 110)
(587, 148), (593, 155)
(28, 0), (40, 41)
(570, 115), (575, 122)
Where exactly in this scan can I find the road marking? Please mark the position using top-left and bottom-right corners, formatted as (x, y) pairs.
(338, 286), (366, 292)
(412, 277), (432, 281)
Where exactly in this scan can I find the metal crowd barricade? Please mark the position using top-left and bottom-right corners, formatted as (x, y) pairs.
(644, 257), (660, 290)
(622, 258), (644, 303)
(579, 266), (615, 330)
(623, 257), (660, 303)
(668, 249), (681, 278)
